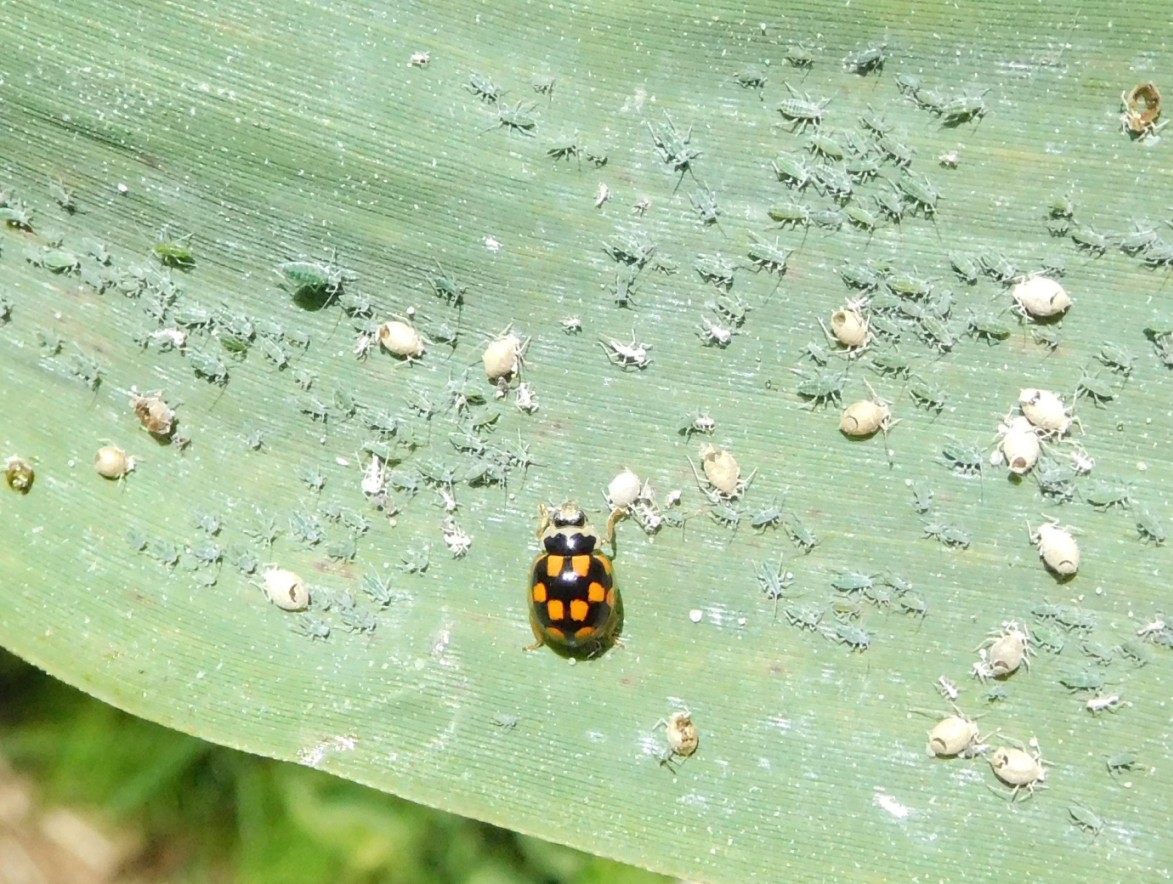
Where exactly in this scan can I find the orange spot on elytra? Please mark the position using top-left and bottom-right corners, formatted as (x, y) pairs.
(570, 599), (590, 621)
(547, 599), (565, 621)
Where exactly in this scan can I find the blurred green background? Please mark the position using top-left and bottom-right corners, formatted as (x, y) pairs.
(0, 648), (667, 883)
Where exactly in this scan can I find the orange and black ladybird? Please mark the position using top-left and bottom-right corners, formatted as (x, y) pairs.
(527, 502), (622, 657)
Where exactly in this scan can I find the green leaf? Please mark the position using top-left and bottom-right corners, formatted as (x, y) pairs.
(3, 1), (1173, 878)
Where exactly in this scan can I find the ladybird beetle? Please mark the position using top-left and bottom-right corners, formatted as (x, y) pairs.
(527, 502), (622, 656)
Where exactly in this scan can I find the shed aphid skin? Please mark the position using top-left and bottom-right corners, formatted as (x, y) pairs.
(655, 710), (700, 769)
(1120, 81), (1165, 139)
(599, 330), (652, 370)
(1028, 519), (1080, 577)
(130, 388), (176, 439)
(94, 445), (136, 480)
(5, 456), (34, 493)
(261, 567), (310, 611)
(776, 82), (830, 131)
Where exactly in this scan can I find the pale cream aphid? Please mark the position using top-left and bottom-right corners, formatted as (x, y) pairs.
(1028, 518), (1081, 577)
(261, 566), (310, 611)
(94, 444), (136, 480)
(1012, 275), (1071, 319)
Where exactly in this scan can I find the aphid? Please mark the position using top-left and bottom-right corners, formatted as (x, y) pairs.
(1081, 479), (1132, 511)
(605, 468), (642, 511)
(679, 411), (716, 439)
(1052, 605), (1097, 634)
(989, 741), (1048, 801)
(923, 521), (971, 549)
(1080, 639), (1116, 666)
(840, 261), (884, 291)
(867, 346), (913, 379)
(792, 367), (845, 409)
(263, 569), (310, 611)
(771, 152), (812, 188)
(907, 481), (934, 515)
(947, 252), (980, 285)
(0, 197), (34, 230)
(481, 327), (527, 383)
(277, 251), (356, 304)
(781, 511), (819, 552)
(895, 172), (939, 217)
(829, 622), (872, 652)
(977, 622), (1031, 679)
(656, 710), (700, 766)
(938, 150), (961, 168)
(844, 205), (880, 234)
(927, 713), (981, 758)
(784, 42), (816, 69)
(756, 555), (794, 621)
(1028, 519), (1080, 577)
(874, 133), (914, 167)
(941, 437), (984, 478)
(939, 90), (989, 126)
(26, 246), (80, 274)
(784, 603), (823, 631)
(1144, 326), (1173, 367)
(1068, 804), (1105, 837)
(997, 415), (1041, 477)
(825, 304), (872, 355)
(1011, 275), (1071, 320)
(1135, 508), (1167, 545)
(1141, 237), (1173, 268)
(810, 166), (854, 203)
(1018, 388), (1074, 437)
(466, 72), (502, 102)
(746, 233), (791, 276)
(1058, 666), (1106, 693)
(776, 83), (830, 130)
(1105, 751), (1140, 778)
(689, 188), (722, 226)
(966, 310), (1012, 344)
(645, 113), (701, 184)
(130, 389), (176, 439)
(731, 63), (768, 96)
(694, 254), (736, 289)
(977, 251), (1018, 284)
(5, 456), (34, 493)
(153, 233), (195, 269)
(694, 443), (752, 501)
(599, 330), (652, 370)
(94, 445), (135, 480)
(484, 100), (537, 136)
(1070, 225), (1109, 255)
(806, 131), (847, 161)
(839, 384), (894, 439)
(810, 207), (845, 230)
(593, 182), (611, 208)
(844, 154), (881, 183)
(1094, 342), (1134, 376)
(1120, 81), (1164, 138)
(409, 50), (430, 67)
(842, 43), (887, 75)
(378, 319), (426, 361)
(767, 202), (811, 228)
(898, 590), (928, 620)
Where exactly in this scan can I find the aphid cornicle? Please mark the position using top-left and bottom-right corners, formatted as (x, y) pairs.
(527, 503), (622, 657)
